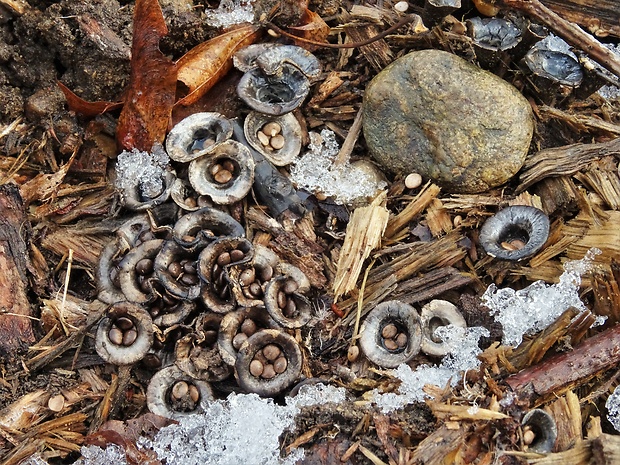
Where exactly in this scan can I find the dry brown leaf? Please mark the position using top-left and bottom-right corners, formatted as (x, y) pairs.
(116, 0), (177, 151)
(175, 24), (261, 107)
(287, 8), (330, 50)
(57, 81), (123, 117)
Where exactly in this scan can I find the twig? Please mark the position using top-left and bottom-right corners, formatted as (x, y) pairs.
(334, 107), (363, 167)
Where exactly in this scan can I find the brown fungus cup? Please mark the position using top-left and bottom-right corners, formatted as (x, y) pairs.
(95, 301), (154, 365)
(146, 365), (214, 420)
(359, 300), (422, 368)
(235, 329), (302, 397)
(264, 276), (312, 329)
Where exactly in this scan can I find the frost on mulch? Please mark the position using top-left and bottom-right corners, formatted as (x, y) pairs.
(2, 0), (620, 464)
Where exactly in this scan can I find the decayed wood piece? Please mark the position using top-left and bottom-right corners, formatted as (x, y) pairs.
(538, 106), (620, 137)
(540, 0), (620, 38)
(245, 208), (327, 288)
(517, 138), (620, 192)
(384, 183), (441, 240)
(40, 228), (108, 267)
(567, 210), (620, 263)
(505, 323), (620, 406)
(546, 391), (582, 452)
(390, 267), (473, 305)
(498, 0), (620, 78)
(591, 262), (620, 324)
(333, 193), (389, 301)
(530, 434), (620, 464)
(0, 184), (35, 357)
(574, 169), (620, 211)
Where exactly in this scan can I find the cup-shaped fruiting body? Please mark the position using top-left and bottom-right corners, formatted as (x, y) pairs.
(96, 301), (154, 365)
(175, 313), (232, 381)
(118, 239), (164, 304)
(170, 178), (212, 211)
(218, 306), (279, 366)
(479, 205), (550, 261)
(244, 112), (302, 167)
(264, 276), (312, 329)
(154, 240), (203, 301)
(521, 409), (558, 453)
(150, 296), (195, 328)
(229, 244), (279, 308)
(165, 112), (233, 163)
(172, 207), (245, 249)
(359, 300), (423, 368)
(122, 169), (176, 212)
(523, 35), (583, 87)
(97, 238), (130, 305)
(233, 44), (321, 79)
(237, 64), (311, 116)
(420, 300), (467, 357)
(188, 140), (255, 205)
(146, 365), (214, 420)
(235, 329), (302, 397)
(467, 17), (522, 52)
(197, 237), (254, 313)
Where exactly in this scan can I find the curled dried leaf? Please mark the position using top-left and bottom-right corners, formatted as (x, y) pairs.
(176, 24), (262, 107)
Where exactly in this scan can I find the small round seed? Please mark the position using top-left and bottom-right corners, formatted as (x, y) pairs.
(217, 252), (231, 267)
(347, 345), (360, 362)
(233, 332), (248, 349)
(241, 319), (257, 337)
(384, 339), (399, 351)
(135, 258), (154, 275)
(273, 356), (288, 373)
(204, 330), (218, 346)
(523, 428), (536, 446)
(48, 394), (65, 412)
(188, 384), (200, 403)
(263, 122), (281, 137)
(259, 265), (274, 282)
(222, 160), (235, 172)
(381, 324), (398, 339)
(405, 172), (422, 189)
(214, 169), (233, 184)
(261, 364), (276, 379)
(181, 234), (195, 243)
(115, 317), (134, 330)
(396, 332), (408, 348)
(122, 328), (138, 346)
(283, 299), (297, 317)
(263, 344), (281, 361)
(230, 249), (245, 262)
(250, 359), (264, 377)
(277, 291), (287, 309)
(257, 130), (270, 146)
(210, 164), (222, 176)
(270, 134), (285, 150)
(249, 282), (262, 296)
(171, 380), (189, 400)
(239, 268), (256, 286)
(282, 279), (298, 294)
(181, 273), (199, 286)
(394, 0), (409, 12)
(108, 327), (123, 345)
(183, 261), (196, 274)
(168, 262), (183, 279)
(184, 196), (198, 208)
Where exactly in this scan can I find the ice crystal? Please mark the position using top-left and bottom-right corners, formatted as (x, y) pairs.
(115, 146), (169, 202)
(606, 384), (620, 432)
(482, 249), (600, 347)
(596, 44), (620, 100)
(73, 444), (128, 465)
(205, 0), (255, 28)
(373, 325), (489, 412)
(290, 129), (387, 205)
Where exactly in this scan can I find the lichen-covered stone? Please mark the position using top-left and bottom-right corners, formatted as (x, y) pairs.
(363, 50), (534, 193)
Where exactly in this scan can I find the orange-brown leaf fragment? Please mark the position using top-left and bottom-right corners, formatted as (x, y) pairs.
(287, 9), (330, 50)
(175, 24), (261, 107)
(116, 0), (177, 151)
(57, 81), (123, 117)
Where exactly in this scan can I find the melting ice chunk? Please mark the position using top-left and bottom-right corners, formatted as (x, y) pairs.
(115, 147), (169, 202)
(606, 384), (620, 432)
(373, 325), (489, 412)
(290, 129), (387, 205)
(482, 249), (600, 347)
(205, 0), (255, 29)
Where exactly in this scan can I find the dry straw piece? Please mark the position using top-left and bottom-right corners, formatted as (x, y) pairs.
(333, 191), (389, 301)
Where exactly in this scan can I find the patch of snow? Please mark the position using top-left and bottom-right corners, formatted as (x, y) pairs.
(205, 0), (255, 29)
(482, 249), (600, 347)
(73, 444), (128, 465)
(290, 129), (387, 205)
(373, 325), (489, 412)
(115, 146), (169, 202)
(606, 384), (620, 432)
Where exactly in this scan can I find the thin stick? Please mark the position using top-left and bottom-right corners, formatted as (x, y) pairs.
(351, 259), (375, 344)
(334, 107), (363, 167)
(266, 14), (423, 50)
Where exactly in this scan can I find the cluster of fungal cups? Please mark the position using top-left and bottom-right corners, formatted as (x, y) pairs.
(358, 299), (468, 368)
(96, 205), (313, 419)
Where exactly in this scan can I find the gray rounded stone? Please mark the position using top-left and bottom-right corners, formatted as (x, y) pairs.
(363, 50), (534, 193)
